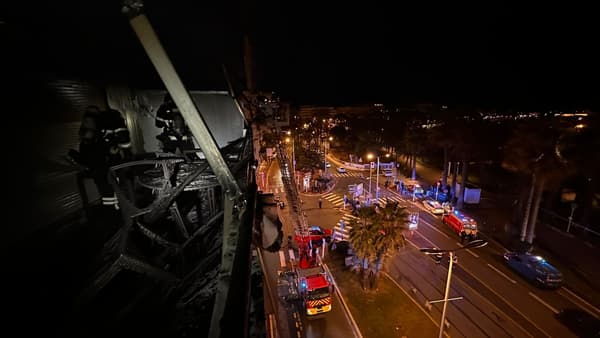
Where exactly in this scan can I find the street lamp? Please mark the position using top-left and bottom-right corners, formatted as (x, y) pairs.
(367, 154), (374, 205)
(420, 239), (488, 338)
(367, 153), (390, 205)
(566, 202), (578, 233)
(375, 156), (380, 204)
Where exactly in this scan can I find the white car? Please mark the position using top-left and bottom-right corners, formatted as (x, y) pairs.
(325, 162), (331, 168)
(423, 200), (444, 215)
(337, 167), (346, 173)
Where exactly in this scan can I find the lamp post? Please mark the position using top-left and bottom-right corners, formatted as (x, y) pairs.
(375, 156), (380, 204)
(368, 153), (390, 205)
(367, 154), (374, 205)
(566, 202), (578, 233)
(420, 239), (488, 338)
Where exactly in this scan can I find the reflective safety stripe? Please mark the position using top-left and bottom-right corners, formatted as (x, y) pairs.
(102, 195), (120, 208)
(181, 136), (188, 141)
(168, 136), (178, 141)
(118, 142), (131, 149)
(114, 128), (128, 133)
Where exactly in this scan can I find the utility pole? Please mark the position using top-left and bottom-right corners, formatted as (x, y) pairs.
(375, 156), (380, 204)
(566, 202), (578, 233)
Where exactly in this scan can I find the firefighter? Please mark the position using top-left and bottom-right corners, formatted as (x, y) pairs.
(68, 106), (131, 209)
(155, 94), (195, 156)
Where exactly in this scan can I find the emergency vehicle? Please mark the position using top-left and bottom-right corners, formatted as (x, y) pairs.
(441, 210), (478, 241)
(277, 232), (333, 316)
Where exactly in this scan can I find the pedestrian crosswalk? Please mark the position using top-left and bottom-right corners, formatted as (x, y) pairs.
(330, 171), (365, 178)
(321, 191), (406, 209)
(321, 192), (346, 208)
(332, 213), (357, 242)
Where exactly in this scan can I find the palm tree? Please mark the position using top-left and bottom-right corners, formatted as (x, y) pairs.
(348, 206), (377, 290)
(398, 127), (427, 180)
(555, 115), (600, 225)
(348, 203), (409, 290)
(447, 119), (495, 210)
(370, 202), (409, 289)
(429, 125), (452, 189)
(502, 121), (569, 246)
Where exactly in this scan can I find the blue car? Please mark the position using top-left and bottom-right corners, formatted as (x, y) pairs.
(503, 252), (563, 288)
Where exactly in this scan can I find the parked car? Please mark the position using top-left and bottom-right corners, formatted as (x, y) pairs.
(422, 199), (444, 215)
(308, 225), (332, 243)
(441, 202), (453, 214)
(503, 252), (563, 288)
(337, 167), (346, 173)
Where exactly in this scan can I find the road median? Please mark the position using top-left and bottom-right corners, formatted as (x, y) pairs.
(326, 247), (438, 338)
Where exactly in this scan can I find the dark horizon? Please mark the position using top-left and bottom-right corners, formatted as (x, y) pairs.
(6, 1), (599, 110)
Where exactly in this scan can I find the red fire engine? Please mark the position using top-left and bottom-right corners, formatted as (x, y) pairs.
(277, 232), (333, 316)
(441, 210), (478, 241)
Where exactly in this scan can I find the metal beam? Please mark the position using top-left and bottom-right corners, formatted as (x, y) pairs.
(124, 1), (241, 201)
(121, 3), (250, 337)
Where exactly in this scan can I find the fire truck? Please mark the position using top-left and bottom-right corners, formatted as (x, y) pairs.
(441, 210), (478, 241)
(277, 233), (333, 316)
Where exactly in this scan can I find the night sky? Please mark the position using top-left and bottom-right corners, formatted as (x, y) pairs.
(5, 0), (599, 108)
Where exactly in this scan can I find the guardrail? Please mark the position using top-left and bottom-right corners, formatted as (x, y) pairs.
(539, 208), (600, 242)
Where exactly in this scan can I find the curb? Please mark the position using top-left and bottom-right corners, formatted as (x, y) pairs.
(322, 263), (364, 338)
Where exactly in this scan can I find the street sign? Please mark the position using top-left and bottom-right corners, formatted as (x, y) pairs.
(409, 212), (419, 230)
(356, 183), (364, 196)
(370, 161), (375, 169)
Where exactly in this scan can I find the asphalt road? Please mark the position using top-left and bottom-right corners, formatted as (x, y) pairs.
(258, 149), (600, 338)
(260, 158), (358, 338)
(317, 159), (599, 337)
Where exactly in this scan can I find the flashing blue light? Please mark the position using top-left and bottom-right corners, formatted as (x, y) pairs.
(301, 281), (307, 289)
(454, 210), (459, 215)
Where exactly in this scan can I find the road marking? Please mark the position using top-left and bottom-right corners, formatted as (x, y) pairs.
(559, 287), (600, 318)
(529, 292), (560, 314)
(415, 230), (440, 248)
(322, 263), (364, 338)
(487, 263), (517, 283)
(383, 271), (449, 336)
(466, 249), (479, 258)
(460, 262), (552, 337)
(420, 219), (450, 239)
(452, 242), (480, 258)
